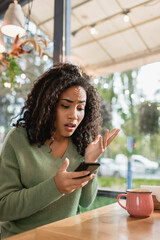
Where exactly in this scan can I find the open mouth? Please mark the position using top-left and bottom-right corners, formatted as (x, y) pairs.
(64, 123), (76, 128)
(64, 123), (77, 132)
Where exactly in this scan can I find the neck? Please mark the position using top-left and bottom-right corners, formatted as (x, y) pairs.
(53, 134), (69, 143)
(47, 136), (69, 158)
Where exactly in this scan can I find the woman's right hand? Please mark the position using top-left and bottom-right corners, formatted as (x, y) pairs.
(54, 158), (95, 194)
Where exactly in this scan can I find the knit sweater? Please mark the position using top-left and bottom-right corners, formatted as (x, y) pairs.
(0, 127), (98, 239)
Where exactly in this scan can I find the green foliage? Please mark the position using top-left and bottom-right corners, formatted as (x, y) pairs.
(120, 70), (139, 136)
(98, 176), (127, 189)
(96, 67), (160, 160)
(98, 177), (160, 190)
(132, 178), (160, 189)
(101, 98), (112, 133)
(139, 102), (159, 135)
(96, 74), (119, 131)
(0, 95), (25, 136)
(1, 57), (22, 90)
(98, 74), (117, 107)
(117, 107), (128, 122)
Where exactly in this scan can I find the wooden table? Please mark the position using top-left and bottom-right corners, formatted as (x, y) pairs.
(5, 202), (160, 240)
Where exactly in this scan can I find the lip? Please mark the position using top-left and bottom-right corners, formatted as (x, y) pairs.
(64, 123), (77, 132)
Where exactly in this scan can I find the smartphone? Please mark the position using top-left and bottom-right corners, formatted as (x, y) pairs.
(73, 162), (100, 179)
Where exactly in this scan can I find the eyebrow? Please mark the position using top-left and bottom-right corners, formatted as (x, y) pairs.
(60, 98), (86, 103)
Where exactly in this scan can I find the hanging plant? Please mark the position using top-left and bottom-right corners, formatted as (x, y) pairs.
(0, 34), (48, 90)
(9, 34), (48, 57)
(1, 56), (22, 90)
(139, 102), (159, 135)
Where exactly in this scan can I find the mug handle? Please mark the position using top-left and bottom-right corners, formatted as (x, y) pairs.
(117, 194), (127, 210)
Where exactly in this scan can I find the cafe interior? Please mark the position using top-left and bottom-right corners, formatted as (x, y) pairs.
(0, 0), (160, 239)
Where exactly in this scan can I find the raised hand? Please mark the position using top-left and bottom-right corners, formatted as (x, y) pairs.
(85, 128), (120, 163)
(54, 158), (95, 194)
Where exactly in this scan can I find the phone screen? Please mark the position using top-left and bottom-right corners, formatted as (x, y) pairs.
(73, 162), (100, 179)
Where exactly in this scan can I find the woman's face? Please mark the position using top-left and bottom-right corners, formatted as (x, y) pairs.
(54, 86), (86, 140)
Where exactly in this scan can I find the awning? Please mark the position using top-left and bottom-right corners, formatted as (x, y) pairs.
(21, 0), (160, 76)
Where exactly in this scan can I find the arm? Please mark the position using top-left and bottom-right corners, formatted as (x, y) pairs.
(78, 129), (120, 208)
(0, 140), (63, 222)
(79, 174), (98, 208)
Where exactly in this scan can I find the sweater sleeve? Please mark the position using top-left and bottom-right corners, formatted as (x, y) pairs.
(0, 140), (63, 222)
(79, 174), (98, 208)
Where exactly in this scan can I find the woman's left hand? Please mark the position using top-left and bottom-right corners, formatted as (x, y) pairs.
(85, 128), (120, 163)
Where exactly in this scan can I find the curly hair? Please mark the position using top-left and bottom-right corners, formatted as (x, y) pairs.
(14, 63), (102, 156)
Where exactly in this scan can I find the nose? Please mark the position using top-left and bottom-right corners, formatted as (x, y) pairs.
(68, 108), (78, 120)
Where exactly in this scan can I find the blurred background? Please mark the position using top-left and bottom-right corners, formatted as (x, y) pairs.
(0, 0), (160, 211)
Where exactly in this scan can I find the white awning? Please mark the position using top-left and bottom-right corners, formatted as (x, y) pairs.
(22, 0), (160, 76)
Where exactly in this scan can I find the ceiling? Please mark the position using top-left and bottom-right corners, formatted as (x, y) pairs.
(0, 0), (28, 16)
(1, 0), (160, 77)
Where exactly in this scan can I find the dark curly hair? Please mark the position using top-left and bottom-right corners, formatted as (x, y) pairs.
(14, 63), (102, 156)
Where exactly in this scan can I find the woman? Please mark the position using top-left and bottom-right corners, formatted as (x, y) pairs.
(0, 63), (119, 239)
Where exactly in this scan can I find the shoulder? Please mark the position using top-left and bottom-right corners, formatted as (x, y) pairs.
(5, 126), (27, 140)
(2, 127), (28, 150)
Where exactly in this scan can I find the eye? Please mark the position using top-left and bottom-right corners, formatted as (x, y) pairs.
(61, 104), (69, 109)
(78, 106), (85, 111)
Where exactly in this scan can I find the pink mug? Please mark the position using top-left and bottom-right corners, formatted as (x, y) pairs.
(117, 189), (154, 217)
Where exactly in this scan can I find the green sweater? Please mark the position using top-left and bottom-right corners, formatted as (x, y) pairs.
(0, 127), (98, 239)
